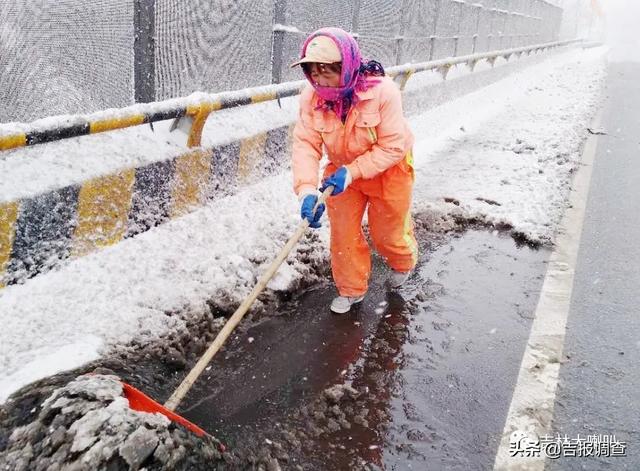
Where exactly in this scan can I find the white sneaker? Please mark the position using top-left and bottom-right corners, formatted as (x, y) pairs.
(387, 270), (411, 288)
(330, 295), (365, 314)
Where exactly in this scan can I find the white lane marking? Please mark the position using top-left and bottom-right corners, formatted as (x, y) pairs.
(493, 106), (604, 470)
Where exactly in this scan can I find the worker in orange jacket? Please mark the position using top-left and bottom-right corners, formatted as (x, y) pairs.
(291, 27), (418, 313)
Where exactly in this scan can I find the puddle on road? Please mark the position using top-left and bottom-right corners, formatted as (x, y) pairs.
(180, 229), (550, 470)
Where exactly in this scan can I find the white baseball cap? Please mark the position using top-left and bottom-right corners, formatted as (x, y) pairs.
(290, 35), (342, 68)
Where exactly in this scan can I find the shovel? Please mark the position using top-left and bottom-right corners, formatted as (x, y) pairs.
(122, 186), (333, 438)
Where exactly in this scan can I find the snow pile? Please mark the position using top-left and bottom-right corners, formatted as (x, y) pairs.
(0, 47), (607, 403)
(0, 375), (224, 470)
(0, 179), (330, 403)
(408, 47), (607, 243)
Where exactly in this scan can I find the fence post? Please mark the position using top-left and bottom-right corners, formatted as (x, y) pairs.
(395, 0), (409, 65)
(352, 0), (361, 35)
(133, 0), (155, 103)
(487, 4), (494, 51)
(472, 3), (481, 54)
(270, 0), (287, 84)
(501, 10), (507, 49)
(429, 0), (442, 61)
(453, 0), (462, 57)
(574, 0), (580, 38)
(535, 6), (540, 45)
(506, 2), (513, 49)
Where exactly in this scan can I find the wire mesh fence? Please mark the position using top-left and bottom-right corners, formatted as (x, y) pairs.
(0, 0), (135, 122)
(0, 0), (562, 123)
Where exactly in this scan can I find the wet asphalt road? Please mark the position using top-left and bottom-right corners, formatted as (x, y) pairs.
(548, 62), (640, 470)
(180, 229), (549, 469)
(379, 232), (546, 470)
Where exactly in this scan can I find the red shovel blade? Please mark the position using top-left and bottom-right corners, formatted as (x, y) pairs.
(122, 382), (207, 438)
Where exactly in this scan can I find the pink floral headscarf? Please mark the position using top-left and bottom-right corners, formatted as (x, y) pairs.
(299, 27), (385, 121)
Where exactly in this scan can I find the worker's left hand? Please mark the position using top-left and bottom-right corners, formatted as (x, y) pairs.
(320, 166), (352, 196)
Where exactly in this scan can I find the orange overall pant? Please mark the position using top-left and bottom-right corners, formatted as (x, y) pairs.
(324, 155), (418, 297)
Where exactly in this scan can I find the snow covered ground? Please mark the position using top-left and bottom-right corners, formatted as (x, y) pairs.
(409, 47), (607, 241)
(0, 46), (606, 403)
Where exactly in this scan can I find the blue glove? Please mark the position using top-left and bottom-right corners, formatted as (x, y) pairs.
(320, 166), (352, 196)
(300, 194), (325, 228)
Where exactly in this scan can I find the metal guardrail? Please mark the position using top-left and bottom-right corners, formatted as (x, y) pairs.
(386, 39), (582, 85)
(0, 81), (306, 151)
(0, 38), (584, 289)
(0, 39), (581, 154)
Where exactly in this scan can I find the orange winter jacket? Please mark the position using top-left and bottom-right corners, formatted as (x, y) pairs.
(292, 76), (415, 196)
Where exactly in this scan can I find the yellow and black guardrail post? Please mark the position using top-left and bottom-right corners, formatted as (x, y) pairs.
(170, 104), (218, 217)
(0, 202), (19, 288)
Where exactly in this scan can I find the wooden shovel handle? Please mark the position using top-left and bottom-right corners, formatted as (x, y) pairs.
(164, 186), (333, 411)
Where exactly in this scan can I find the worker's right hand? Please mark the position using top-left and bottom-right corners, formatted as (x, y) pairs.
(300, 193), (325, 228)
